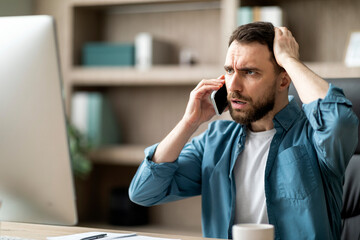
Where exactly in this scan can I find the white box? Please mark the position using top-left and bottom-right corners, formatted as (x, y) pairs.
(135, 32), (175, 70)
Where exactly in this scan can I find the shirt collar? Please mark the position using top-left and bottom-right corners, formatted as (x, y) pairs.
(273, 96), (302, 131)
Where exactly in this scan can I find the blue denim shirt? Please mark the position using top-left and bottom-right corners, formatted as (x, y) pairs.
(129, 84), (358, 240)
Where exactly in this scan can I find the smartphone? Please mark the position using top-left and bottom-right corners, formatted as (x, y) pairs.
(211, 83), (228, 115)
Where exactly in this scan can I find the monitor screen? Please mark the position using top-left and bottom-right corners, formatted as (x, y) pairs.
(0, 15), (77, 225)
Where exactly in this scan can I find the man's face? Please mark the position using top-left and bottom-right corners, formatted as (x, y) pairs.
(224, 41), (280, 125)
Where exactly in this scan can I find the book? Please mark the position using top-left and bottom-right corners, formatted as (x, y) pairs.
(237, 6), (283, 27)
(237, 7), (253, 26)
(71, 92), (120, 148)
(71, 92), (88, 135)
(345, 32), (360, 67)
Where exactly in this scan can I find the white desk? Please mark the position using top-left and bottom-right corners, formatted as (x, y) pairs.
(0, 222), (218, 240)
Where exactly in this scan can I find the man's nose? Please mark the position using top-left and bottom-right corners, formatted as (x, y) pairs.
(227, 72), (243, 93)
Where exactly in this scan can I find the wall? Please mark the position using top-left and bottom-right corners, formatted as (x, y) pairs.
(0, 0), (33, 16)
(281, 0), (360, 62)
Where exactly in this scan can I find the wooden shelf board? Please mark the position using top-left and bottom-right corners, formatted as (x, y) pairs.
(70, 65), (224, 86)
(70, 62), (360, 87)
(305, 62), (360, 78)
(70, 0), (176, 7)
(69, 0), (218, 8)
(88, 144), (147, 165)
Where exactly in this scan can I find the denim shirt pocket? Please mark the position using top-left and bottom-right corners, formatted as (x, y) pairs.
(275, 145), (319, 200)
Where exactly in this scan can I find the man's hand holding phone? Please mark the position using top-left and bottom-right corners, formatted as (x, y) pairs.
(153, 75), (226, 164)
(182, 75), (226, 131)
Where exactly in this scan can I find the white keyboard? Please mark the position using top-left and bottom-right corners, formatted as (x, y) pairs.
(0, 236), (34, 240)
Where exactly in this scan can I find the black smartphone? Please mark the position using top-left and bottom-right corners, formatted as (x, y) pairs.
(211, 83), (228, 115)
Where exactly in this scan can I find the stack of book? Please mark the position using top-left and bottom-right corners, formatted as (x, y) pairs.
(71, 92), (120, 148)
(237, 6), (283, 27)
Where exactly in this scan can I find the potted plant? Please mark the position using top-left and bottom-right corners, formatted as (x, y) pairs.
(67, 121), (92, 179)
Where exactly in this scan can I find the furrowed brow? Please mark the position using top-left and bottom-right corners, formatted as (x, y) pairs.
(238, 66), (262, 72)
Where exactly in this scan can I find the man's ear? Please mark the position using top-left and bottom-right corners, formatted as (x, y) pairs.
(278, 71), (291, 91)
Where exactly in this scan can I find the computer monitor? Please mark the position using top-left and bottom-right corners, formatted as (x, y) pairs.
(0, 15), (77, 225)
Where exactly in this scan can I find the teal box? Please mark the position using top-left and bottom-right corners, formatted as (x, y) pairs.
(82, 42), (135, 66)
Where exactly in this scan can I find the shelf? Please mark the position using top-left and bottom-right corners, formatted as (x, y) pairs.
(69, 62), (360, 87)
(69, 0), (214, 7)
(71, 0), (221, 12)
(70, 0), (175, 7)
(305, 62), (360, 78)
(88, 144), (146, 165)
(69, 65), (225, 86)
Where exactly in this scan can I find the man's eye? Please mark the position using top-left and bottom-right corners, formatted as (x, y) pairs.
(246, 70), (255, 75)
(226, 69), (234, 74)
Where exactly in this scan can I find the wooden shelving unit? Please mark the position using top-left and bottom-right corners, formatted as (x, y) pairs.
(62, 0), (229, 233)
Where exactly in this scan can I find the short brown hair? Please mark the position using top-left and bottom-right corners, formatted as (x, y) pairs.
(229, 22), (283, 73)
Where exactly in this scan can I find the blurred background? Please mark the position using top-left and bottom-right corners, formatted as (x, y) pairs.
(1, 0), (360, 237)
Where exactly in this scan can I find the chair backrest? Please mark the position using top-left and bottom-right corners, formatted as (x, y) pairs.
(341, 155), (360, 240)
(289, 78), (360, 240)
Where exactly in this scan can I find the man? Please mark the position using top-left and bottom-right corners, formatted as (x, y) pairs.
(129, 22), (358, 239)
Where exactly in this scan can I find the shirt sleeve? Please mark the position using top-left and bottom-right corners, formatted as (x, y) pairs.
(128, 131), (206, 207)
(302, 83), (359, 177)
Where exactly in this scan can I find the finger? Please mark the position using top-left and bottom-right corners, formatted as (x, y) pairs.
(278, 26), (288, 32)
(199, 84), (223, 95)
(194, 79), (224, 91)
(279, 27), (294, 37)
(274, 27), (282, 36)
(286, 29), (293, 37)
(192, 87), (219, 102)
(274, 28), (284, 41)
(192, 82), (224, 99)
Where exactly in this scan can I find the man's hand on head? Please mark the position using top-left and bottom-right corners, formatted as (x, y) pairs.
(273, 27), (300, 68)
(273, 26), (329, 103)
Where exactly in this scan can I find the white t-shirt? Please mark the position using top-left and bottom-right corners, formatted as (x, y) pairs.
(234, 128), (276, 224)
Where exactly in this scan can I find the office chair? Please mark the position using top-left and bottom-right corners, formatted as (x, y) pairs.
(342, 154), (360, 240)
(288, 78), (360, 240)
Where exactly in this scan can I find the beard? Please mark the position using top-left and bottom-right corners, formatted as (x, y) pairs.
(228, 86), (276, 125)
